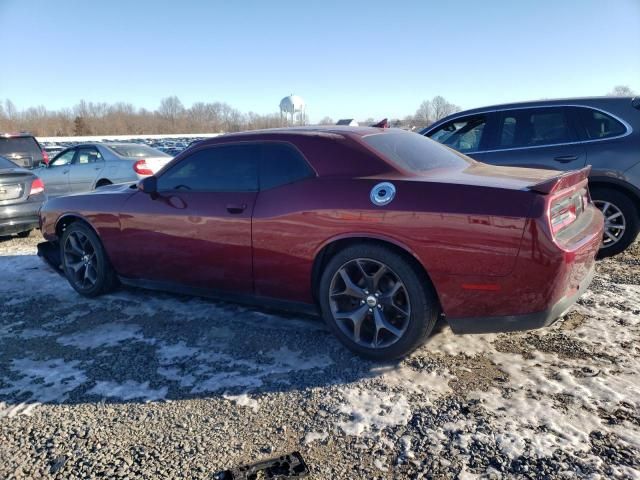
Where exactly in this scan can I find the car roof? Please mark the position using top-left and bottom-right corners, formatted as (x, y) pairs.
(198, 125), (399, 145)
(0, 132), (36, 138)
(437, 96), (633, 118)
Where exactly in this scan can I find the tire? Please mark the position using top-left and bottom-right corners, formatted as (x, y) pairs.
(95, 179), (112, 189)
(60, 222), (118, 297)
(591, 187), (639, 259)
(319, 243), (439, 360)
(16, 230), (32, 238)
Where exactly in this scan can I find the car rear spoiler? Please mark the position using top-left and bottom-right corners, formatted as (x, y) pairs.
(528, 166), (591, 195)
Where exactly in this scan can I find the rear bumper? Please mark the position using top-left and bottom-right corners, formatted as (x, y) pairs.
(448, 262), (595, 334)
(0, 200), (42, 235)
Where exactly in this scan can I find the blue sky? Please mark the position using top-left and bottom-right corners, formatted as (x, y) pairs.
(1, 0), (639, 122)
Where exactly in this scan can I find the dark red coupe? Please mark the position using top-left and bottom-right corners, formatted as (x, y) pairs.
(38, 127), (603, 359)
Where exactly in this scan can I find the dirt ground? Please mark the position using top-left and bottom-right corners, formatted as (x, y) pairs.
(0, 232), (638, 479)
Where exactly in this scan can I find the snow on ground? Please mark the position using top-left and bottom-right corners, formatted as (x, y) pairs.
(0, 233), (639, 478)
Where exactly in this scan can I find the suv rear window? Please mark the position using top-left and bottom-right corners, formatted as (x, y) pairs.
(107, 145), (170, 158)
(0, 156), (18, 169)
(363, 131), (472, 173)
(576, 108), (627, 140)
(0, 137), (42, 156)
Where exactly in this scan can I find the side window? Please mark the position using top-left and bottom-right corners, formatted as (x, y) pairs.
(577, 108), (627, 140)
(156, 144), (258, 192)
(427, 115), (487, 153)
(260, 143), (314, 190)
(497, 108), (575, 148)
(50, 149), (75, 166)
(75, 147), (103, 164)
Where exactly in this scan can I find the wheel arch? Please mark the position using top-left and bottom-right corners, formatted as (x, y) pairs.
(55, 213), (100, 239)
(310, 233), (443, 312)
(95, 178), (112, 188)
(589, 177), (640, 210)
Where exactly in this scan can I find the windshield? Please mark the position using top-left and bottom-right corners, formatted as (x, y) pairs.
(108, 144), (170, 158)
(362, 131), (473, 173)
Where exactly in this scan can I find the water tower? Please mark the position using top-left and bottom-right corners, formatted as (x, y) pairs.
(279, 94), (306, 125)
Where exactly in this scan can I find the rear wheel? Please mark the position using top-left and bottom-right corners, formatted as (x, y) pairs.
(591, 187), (639, 258)
(60, 222), (117, 297)
(319, 244), (438, 360)
(95, 179), (112, 189)
(16, 230), (32, 238)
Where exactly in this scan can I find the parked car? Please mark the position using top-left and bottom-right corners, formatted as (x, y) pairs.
(0, 132), (49, 168)
(38, 127), (603, 359)
(0, 155), (46, 237)
(37, 143), (172, 197)
(421, 96), (640, 257)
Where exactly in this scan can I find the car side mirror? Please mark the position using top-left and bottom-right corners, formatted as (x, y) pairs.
(138, 176), (157, 196)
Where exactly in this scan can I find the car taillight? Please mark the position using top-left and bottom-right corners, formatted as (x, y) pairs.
(548, 187), (585, 235)
(41, 149), (50, 165)
(30, 178), (45, 196)
(133, 159), (153, 176)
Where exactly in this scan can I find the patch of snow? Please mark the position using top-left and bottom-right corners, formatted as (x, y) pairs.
(338, 388), (411, 436)
(372, 364), (453, 397)
(57, 323), (150, 349)
(223, 392), (260, 412)
(303, 430), (328, 444)
(87, 380), (167, 402)
(0, 358), (87, 417)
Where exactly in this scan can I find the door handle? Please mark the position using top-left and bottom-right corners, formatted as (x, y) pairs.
(226, 203), (247, 214)
(553, 155), (578, 163)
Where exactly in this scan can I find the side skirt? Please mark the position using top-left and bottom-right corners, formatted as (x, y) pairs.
(118, 276), (321, 318)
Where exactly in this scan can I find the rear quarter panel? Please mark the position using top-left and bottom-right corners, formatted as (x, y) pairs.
(252, 177), (535, 304)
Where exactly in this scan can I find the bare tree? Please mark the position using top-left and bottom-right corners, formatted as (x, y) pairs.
(318, 116), (334, 125)
(158, 96), (185, 132)
(414, 95), (461, 127)
(608, 85), (636, 97)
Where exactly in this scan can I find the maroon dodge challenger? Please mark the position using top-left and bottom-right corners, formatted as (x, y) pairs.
(38, 127), (604, 359)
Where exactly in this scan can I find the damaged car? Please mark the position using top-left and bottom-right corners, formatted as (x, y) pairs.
(38, 127), (603, 359)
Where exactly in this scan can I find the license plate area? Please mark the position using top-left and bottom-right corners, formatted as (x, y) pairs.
(0, 183), (24, 201)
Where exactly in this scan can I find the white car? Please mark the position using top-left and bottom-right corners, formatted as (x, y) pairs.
(38, 143), (173, 197)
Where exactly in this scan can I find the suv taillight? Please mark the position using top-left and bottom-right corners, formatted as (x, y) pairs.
(30, 178), (45, 196)
(133, 159), (153, 176)
(548, 187), (586, 236)
(41, 149), (50, 165)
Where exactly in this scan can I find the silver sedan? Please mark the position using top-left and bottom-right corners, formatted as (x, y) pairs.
(38, 143), (172, 197)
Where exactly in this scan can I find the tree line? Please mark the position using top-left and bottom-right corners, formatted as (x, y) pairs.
(0, 86), (635, 137)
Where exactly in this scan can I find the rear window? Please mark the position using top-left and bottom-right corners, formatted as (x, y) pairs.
(362, 131), (472, 173)
(0, 155), (18, 169)
(576, 108), (627, 140)
(0, 137), (42, 156)
(107, 145), (170, 158)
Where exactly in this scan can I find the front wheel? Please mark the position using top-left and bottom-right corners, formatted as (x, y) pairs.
(60, 222), (117, 297)
(319, 244), (439, 360)
(591, 187), (639, 258)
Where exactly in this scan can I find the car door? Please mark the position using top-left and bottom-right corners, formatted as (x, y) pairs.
(471, 107), (587, 171)
(113, 143), (259, 294)
(37, 148), (75, 197)
(69, 146), (105, 193)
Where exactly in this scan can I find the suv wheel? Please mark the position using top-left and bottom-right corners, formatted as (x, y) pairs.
(319, 244), (438, 360)
(591, 187), (639, 258)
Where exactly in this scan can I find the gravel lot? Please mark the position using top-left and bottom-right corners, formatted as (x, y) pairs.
(0, 232), (638, 479)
